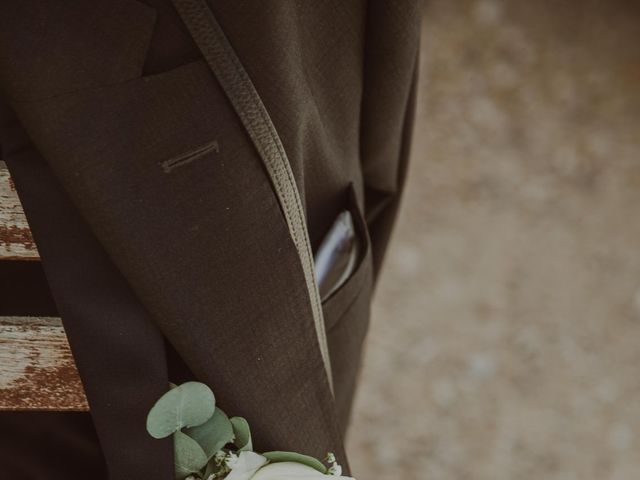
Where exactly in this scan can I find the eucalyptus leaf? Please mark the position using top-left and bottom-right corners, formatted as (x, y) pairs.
(230, 416), (252, 451)
(184, 407), (234, 459)
(174, 430), (208, 479)
(262, 451), (327, 474)
(146, 381), (216, 439)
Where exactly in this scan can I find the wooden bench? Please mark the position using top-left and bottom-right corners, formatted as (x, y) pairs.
(0, 160), (87, 410)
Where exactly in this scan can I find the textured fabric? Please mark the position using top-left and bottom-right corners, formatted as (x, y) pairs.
(170, 0), (333, 391)
(0, 411), (108, 479)
(0, 1), (421, 478)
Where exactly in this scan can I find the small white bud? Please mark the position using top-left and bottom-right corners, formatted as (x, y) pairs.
(225, 452), (239, 469)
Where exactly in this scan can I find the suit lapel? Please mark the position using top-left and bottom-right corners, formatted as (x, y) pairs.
(0, 0), (156, 102)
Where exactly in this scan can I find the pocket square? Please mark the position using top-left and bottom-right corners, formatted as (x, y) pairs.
(314, 210), (360, 302)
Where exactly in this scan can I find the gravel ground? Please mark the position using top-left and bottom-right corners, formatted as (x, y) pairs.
(347, 1), (640, 478)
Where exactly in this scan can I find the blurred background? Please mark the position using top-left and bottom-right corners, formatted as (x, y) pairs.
(347, 0), (640, 478)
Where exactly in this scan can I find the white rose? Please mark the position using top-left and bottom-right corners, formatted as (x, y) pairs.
(250, 461), (354, 480)
(225, 452), (269, 480)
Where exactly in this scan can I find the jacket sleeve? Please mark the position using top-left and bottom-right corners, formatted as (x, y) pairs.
(359, 3), (422, 285)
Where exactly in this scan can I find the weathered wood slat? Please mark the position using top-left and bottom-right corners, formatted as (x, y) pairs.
(0, 316), (87, 410)
(0, 161), (39, 259)
(1, 162), (87, 410)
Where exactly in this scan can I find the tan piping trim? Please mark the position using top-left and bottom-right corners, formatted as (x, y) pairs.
(171, 0), (334, 394)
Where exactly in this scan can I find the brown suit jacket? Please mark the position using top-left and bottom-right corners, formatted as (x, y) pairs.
(0, 1), (421, 478)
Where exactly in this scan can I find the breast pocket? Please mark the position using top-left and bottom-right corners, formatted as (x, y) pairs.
(320, 182), (374, 434)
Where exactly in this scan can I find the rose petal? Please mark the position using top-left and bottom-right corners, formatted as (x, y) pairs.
(226, 451), (269, 480)
(250, 461), (355, 480)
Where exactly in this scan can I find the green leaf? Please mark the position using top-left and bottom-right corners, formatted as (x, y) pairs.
(262, 451), (327, 474)
(184, 407), (234, 459)
(174, 430), (208, 479)
(146, 381), (216, 439)
(230, 416), (252, 451)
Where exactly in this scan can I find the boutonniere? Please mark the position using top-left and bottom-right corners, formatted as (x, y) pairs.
(146, 381), (354, 480)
